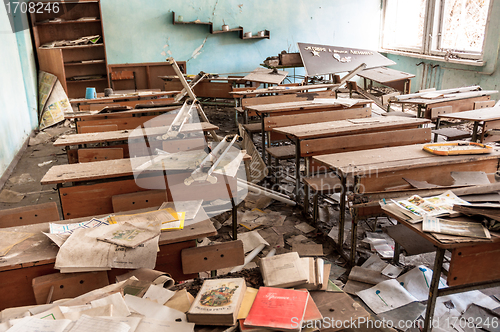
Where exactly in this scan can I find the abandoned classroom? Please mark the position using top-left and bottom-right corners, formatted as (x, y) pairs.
(2, 0), (500, 331)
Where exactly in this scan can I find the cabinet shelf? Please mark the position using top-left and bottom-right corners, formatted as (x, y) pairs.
(64, 59), (106, 66)
(67, 77), (107, 83)
(35, 19), (101, 26)
(171, 12), (269, 40)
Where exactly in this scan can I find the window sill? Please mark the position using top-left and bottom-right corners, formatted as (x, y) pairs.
(380, 49), (485, 67)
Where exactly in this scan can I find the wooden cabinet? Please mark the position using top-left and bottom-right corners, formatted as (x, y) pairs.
(30, 0), (109, 98)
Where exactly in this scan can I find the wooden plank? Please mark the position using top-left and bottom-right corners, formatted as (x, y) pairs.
(422, 96), (491, 118)
(76, 115), (159, 132)
(430, 106), (453, 120)
(59, 174), (238, 219)
(483, 119), (500, 131)
(162, 137), (207, 153)
(0, 202), (60, 228)
(243, 68), (288, 84)
(300, 127), (431, 157)
(231, 83), (341, 97)
(69, 105), (180, 120)
(241, 90), (336, 107)
(360, 159), (498, 192)
(57, 122), (218, 146)
(78, 124), (118, 134)
(275, 117), (430, 140)
(358, 67), (415, 84)
(181, 240), (244, 274)
(112, 189), (168, 213)
(474, 100), (495, 109)
(440, 107), (500, 122)
(313, 144), (500, 177)
(32, 271), (109, 305)
(264, 107), (371, 131)
(38, 48), (66, 92)
(246, 99), (369, 113)
(448, 241), (500, 286)
(77, 148), (124, 163)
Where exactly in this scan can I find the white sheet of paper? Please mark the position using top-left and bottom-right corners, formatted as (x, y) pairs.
(98, 317), (142, 332)
(143, 285), (175, 305)
(134, 317), (194, 332)
(123, 295), (186, 322)
(91, 293), (130, 317)
(31, 306), (65, 320)
(237, 231), (269, 253)
(356, 279), (418, 314)
(67, 315), (130, 332)
(63, 305), (113, 321)
(397, 265), (446, 301)
(5, 317), (72, 332)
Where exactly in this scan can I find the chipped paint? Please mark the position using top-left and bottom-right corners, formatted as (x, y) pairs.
(190, 37), (208, 60)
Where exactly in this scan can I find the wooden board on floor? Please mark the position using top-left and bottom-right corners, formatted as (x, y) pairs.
(76, 115), (159, 132)
(181, 240), (244, 274)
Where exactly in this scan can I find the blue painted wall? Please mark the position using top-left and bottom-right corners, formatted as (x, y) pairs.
(101, 0), (384, 76)
(0, 4), (38, 178)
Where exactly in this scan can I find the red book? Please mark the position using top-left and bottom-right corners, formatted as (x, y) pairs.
(244, 287), (309, 331)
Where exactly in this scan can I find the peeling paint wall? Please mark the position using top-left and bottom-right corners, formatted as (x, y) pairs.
(0, 5), (38, 178)
(100, 0), (383, 75)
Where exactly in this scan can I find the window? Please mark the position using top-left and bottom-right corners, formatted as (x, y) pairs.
(382, 0), (492, 61)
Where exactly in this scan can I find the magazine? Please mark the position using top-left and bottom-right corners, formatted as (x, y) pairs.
(422, 215), (491, 239)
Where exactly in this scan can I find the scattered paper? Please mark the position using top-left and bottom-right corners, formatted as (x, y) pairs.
(63, 304), (113, 321)
(159, 200), (202, 220)
(238, 231), (270, 253)
(108, 209), (177, 224)
(422, 215), (491, 239)
(49, 218), (110, 235)
(90, 292), (130, 317)
(68, 315), (130, 332)
(381, 264), (403, 278)
(295, 222), (316, 234)
(356, 279), (418, 314)
(37, 160), (54, 167)
(97, 222), (161, 248)
(135, 317), (195, 332)
(5, 317), (71, 332)
(123, 294), (186, 322)
(143, 284), (175, 304)
(0, 189), (24, 203)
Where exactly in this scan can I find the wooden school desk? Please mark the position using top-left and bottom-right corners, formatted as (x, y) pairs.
(382, 210), (500, 332)
(41, 151), (248, 219)
(0, 207), (216, 310)
(437, 107), (500, 142)
(274, 117), (431, 197)
(312, 144), (500, 265)
(54, 123), (219, 163)
(244, 99), (373, 162)
(358, 67), (415, 94)
(65, 105), (182, 133)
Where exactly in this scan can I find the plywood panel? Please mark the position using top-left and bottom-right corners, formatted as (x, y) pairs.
(423, 96), (491, 118)
(112, 189), (168, 212)
(77, 148), (124, 163)
(76, 115), (159, 132)
(38, 48), (66, 91)
(301, 128), (431, 157)
(448, 241), (500, 286)
(78, 124), (118, 133)
(181, 240), (244, 274)
(0, 202), (60, 228)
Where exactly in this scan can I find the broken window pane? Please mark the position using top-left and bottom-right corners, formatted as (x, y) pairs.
(440, 0), (490, 52)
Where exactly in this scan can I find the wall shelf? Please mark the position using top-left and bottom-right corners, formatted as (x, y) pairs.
(171, 12), (270, 40)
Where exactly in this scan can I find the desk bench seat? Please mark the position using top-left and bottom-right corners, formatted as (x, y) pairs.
(266, 145), (295, 160)
(432, 128), (471, 142)
(242, 123), (261, 133)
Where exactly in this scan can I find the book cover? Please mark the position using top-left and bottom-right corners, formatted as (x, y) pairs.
(259, 252), (308, 288)
(244, 287), (309, 331)
(187, 278), (246, 326)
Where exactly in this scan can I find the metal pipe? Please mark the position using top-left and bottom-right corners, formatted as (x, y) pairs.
(230, 243), (266, 273)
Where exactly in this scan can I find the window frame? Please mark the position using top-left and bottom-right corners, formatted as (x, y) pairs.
(381, 0), (493, 62)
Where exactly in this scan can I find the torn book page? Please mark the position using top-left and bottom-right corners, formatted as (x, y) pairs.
(97, 222), (161, 248)
(68, 315), (130, 332)
(356, 279), (418, 314)
(123, 294), (186, 322)
(143, 284), (175, 305)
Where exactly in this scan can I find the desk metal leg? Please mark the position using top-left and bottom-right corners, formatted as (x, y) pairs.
(260, 115), (266, 162)
(349, 175), (361, 266)
(472, 121), (480, 142)
(295, 139), (301, 199)
(393, 243), (401, 265)
(338, 174), (347, 252)
(423, 247), (445, 332)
